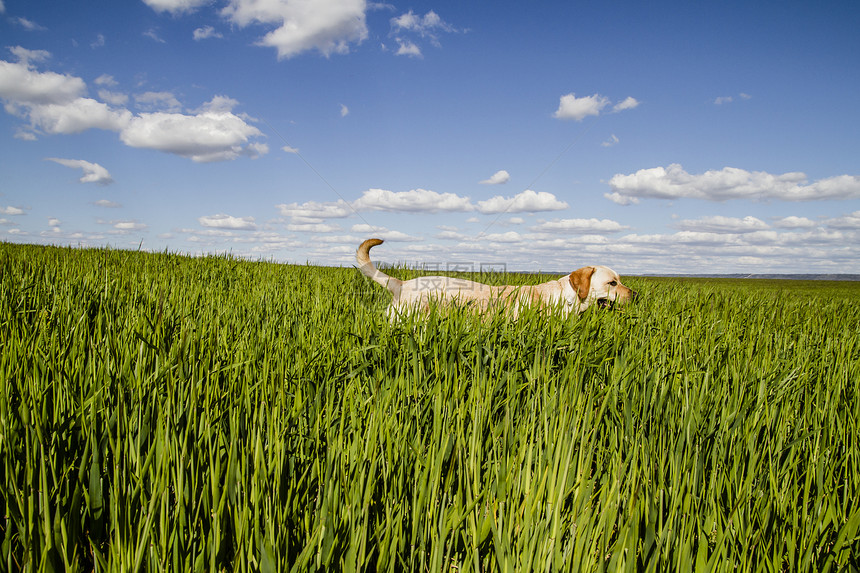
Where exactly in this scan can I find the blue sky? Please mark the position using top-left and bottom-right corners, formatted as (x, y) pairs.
(1, 0), (858, 274)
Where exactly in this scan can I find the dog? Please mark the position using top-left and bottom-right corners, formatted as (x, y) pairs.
(356, 238), (637, 319)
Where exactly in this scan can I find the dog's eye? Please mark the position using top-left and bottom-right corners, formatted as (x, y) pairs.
(609, 280), (617, 286)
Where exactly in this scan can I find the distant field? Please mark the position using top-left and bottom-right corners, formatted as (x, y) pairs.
(2, 242), (858, 571)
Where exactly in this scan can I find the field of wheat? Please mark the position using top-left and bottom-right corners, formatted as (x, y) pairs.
(1, 242), (858, 571)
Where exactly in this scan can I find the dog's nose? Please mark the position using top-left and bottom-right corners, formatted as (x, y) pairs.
(630, 290), (639, 302)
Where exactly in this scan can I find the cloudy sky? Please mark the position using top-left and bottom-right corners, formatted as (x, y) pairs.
(1, 0), (858, 274)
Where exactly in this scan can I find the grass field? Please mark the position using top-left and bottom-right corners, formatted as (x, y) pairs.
(1, 242), (859, 572)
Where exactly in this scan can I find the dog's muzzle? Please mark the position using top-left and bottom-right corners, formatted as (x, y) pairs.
(597, 290), (638, 310)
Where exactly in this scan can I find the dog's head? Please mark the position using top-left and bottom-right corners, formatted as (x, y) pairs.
(568, 265), (637, 311)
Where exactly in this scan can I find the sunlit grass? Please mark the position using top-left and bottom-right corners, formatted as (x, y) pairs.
(1, 242), (858, 571)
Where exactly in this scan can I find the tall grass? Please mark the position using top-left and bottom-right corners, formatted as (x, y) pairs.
(1, 242), (858, 571)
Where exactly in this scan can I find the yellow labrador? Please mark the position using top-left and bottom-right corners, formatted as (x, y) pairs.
(356, 238), (637, 319)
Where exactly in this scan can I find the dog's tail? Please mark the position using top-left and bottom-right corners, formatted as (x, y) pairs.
(356, 238), (402, 293)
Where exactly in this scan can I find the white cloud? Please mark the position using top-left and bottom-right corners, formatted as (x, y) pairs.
(390, 9), (458, 56)
(348, 225), (423, 242)
(144, 28), (166, 43)
(351, 223), (379, 233)
(8, 46), (50, 65)
(0, 56), (85, 105)
(199, 214), (257, 230)
(91, 34), (106, 49)
(825, 210), (860, 230)
(113, 220), (147, 232)
(143, 0), (210, 14)
(391, 10), (453, 35)
(613, 97), (639, 112)
(286, 222), (342, 233)
(46, 158), (114, 185)
(352, 230), (425, 245)
(476, 189), (568, 214)
(394, 40), (422, 57)
(435, 229), (466, 240)
(0, 54), (134, 136)
(221, 0), (369, 59)
(553, 93), (609, 121)
(354, 188), (473, 213)
(554, 92), (639, 121)
(94, 74), (117, 87)
(533, 218), (629, 234)
(479, 170), (510, 185)
(675, 215), (769, 234)
(98, 90), (129, 106)
(194, 26), (223, 40)
(480, 231), (523, 243)
(602, 134), (619, 147)
(134, 91), (182, 112)
(94, 199), (121, 208)
(302, 233), (358, 244)
(195, 95), (241, 114)
(340, 103), (349, 117)
(374, 230), (422, 242)
(29, 98), (132, 134)
(606, 164), (860, 203)
(48, 217), (61, 227)
(282, 188), (554, 222)
(604, 192), (639, 206)
(715, 93), (751, 105)
(601, 225), (860, 275)
(1, 206), (25, 215)
(13, 129), (37, 141)
(439, 230), (525, 244)
(278, 200), (353, 221)
(15, 17), (47, 32)
(119, 103), (266, 162)
(0, 54), (280, 164)
(179, 227), (238, 238)
(772, 216), (816, 229)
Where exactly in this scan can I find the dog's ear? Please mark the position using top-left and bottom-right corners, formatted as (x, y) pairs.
(569, 266), (595, 300)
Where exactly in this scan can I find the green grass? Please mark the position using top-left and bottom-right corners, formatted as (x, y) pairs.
(1, 242), (859, 571)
